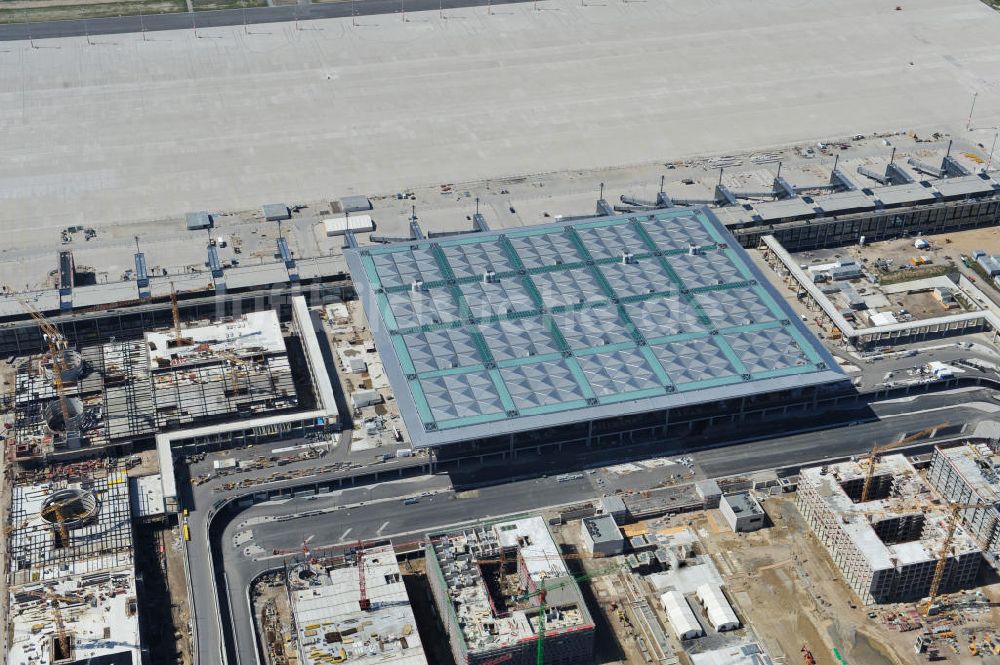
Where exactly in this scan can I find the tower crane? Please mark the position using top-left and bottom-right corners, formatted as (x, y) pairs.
(924, 501), (985, 615)
(859, 422), (948, 503)
(18, 299), (73, 433)
(356, 541), (370, 611)
(215, 349), (257, 396)
(169, 282), (192, 347)
(22, 587), (80, 661)
(39, 492), (82, 549)
(511, 563), (621, 665)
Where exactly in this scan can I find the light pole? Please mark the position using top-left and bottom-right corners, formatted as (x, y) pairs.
(987, 131), (998, 172)
(24, 8), (37, 49)
(966, 91), (978, 131)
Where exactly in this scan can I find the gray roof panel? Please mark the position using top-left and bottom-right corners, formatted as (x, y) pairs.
(344, 207), (846, 447)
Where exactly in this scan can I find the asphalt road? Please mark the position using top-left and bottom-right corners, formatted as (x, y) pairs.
(205, 393), (998, 665)
(0, 0), (530, 41)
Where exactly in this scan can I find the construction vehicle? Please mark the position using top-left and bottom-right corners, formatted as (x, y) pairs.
(800, 644), (816, 665)
(923, 501), (984, 615)
(859, 423), (948, 502)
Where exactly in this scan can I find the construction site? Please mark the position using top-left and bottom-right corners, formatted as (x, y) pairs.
(5, 462), (142, 665)
(281, 542), (426, 665)
(425, 516), (597, 665)
(241, 434), (1000, 665)
(758, 228), (1000, 352)
(796, 455), (982, 605)
(2, 289), (320, 466)
(0, 283), (346, 665)
(927, 442), (1000, 559)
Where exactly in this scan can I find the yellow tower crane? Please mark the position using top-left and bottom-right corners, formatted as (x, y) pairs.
(23, 588), (80, 661)
(169, 282), (193, 347)
(924, 501), (985, 615)
(17, 299), (72, 432)
(215, 349), (256, 396)
(859, 423), (948, 503)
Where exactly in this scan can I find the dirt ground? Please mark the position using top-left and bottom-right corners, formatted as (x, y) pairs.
(0, 0), (186, 23)
(849, 226), (1000, 275)
(253, 574), (296, 665)
(135, 524), (192, 665)
(697, 496), (1000, 665)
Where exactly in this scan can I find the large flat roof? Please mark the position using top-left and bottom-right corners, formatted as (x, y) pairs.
(346, 208), (844, 447)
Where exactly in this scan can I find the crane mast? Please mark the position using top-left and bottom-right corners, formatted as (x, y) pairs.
(859, 423), (947, 502)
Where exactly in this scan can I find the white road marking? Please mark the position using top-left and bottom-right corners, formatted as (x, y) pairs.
(338, 527), (353, 541)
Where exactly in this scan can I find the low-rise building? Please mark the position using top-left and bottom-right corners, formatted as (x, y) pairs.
(975, 250), (1000, 276)
(425, 517), (595, 665)
(926, 443), (1000, 556)
(580, 514), (624, 556)
(719, 492), (765, 533)
(597, 495), (629, 523)
(287, 543), (426, 665)
(695, 479), (722, 509)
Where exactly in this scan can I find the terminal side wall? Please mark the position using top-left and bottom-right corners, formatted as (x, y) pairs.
(434, 383), (847, 462)
(733, 196), (1000, 251)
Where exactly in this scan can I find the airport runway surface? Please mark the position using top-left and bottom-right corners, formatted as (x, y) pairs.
(1, 0), (998, 228)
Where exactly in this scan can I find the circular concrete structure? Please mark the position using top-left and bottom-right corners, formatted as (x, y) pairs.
(43, 397), (84, 434)
(46, 349), (84, 384)
(41, 488), (101, 530)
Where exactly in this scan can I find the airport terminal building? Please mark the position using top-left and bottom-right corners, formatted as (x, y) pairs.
(345, 207), (849, 461)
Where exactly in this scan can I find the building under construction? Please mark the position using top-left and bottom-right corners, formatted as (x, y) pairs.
(425, 517), (595, 665)
(285, 543), (426, 665)
(926, 443), (1000, 561)
(5, 462), (141, 665)
(4, 299), (333, 468)
(796, 455), (981, 605)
